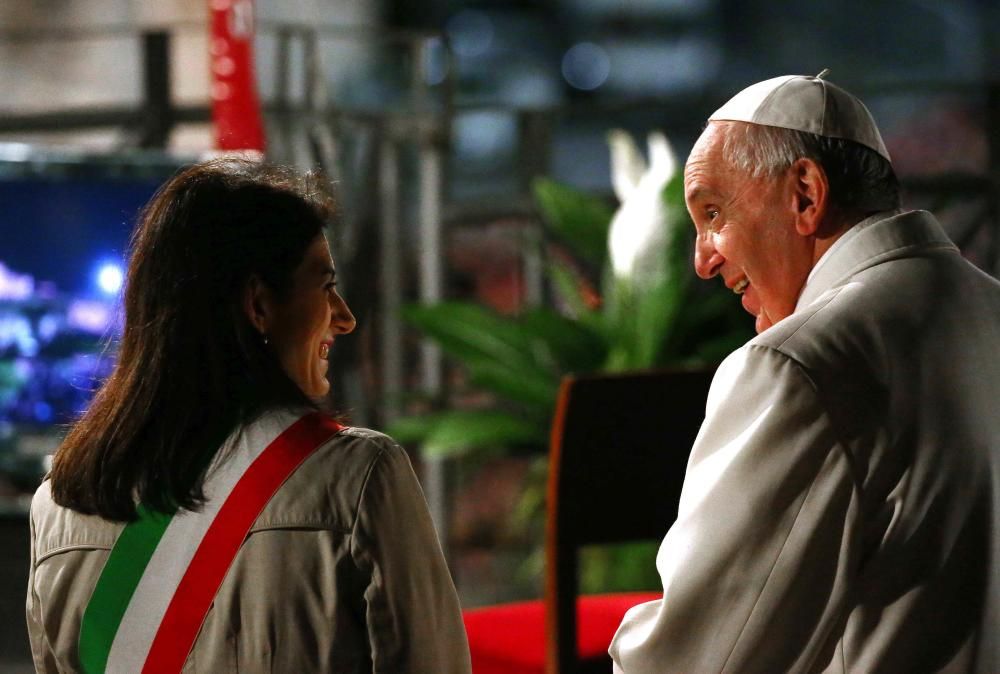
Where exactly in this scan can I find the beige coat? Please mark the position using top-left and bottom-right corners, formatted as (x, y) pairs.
(611, 211), (1000, 673)
(27, 425), (472, 673)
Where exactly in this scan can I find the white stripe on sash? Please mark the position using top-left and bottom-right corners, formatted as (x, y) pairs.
(104, 410), (301, 673)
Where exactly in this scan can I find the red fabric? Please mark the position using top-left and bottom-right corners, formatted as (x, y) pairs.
(142, 413), (342, 673)
(209, 0), (266, 151)
(463, 591), (661, 674)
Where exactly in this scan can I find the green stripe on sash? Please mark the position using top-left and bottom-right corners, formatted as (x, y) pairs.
(79, 505), (174, 674)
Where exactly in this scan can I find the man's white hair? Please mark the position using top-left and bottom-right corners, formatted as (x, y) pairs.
(714, 120), (901, 215)
(719, 122), (811, 179)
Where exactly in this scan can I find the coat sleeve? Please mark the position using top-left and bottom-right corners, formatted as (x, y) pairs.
(610, 345), (863, 674)
(26, 487), (59, 673)
(350, 438), (472, 674)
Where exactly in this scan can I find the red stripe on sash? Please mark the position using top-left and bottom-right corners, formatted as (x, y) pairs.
(142, 413), (342, 673)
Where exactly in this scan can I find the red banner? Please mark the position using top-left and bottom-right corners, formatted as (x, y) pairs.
(209, 0), (266, 152)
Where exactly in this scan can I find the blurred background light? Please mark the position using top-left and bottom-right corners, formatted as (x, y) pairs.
(562, 42), (611, 91)
(33, 401), (53, 423)
(564, 0), (713, 20)
(422, 36), (448, 86)
(0, 263), (34, 301)
(603, 37), (720, 94)
(37, 315), (60, 343)
(454, 110), (517, 162)
(447, 9), (495, 59)
(95, 262), (124, 296)
(68, 300), (114, 334)
(0, 315), (37, 357)
(496, 66), (562, 107)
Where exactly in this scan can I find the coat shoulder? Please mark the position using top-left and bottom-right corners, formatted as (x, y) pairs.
(30, 480), (122, 562)
(255, 425), (411, 533)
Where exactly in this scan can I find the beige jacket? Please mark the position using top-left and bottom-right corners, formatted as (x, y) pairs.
(27, 425), (472, 673)
(611, 211), (1000, 673)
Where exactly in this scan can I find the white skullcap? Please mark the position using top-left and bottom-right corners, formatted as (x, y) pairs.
(708, 70), (891, 161)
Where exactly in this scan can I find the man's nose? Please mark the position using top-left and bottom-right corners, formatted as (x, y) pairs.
(694, 234), (724, 279)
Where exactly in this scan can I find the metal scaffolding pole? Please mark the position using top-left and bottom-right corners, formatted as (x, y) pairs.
(418, 138), (447, 544)
(378, 136), (404, 424)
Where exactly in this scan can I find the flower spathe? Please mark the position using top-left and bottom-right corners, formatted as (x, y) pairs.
(607, 130), (678, 286)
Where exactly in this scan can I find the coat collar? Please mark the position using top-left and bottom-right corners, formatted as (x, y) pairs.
(795, 210), (958, 312)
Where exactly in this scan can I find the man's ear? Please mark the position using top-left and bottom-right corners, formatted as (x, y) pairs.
(243, 274), (271, 335)
(790, 157), (828, 237)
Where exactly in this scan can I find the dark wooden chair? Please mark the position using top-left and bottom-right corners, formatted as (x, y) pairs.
(464, 368), (714, 674)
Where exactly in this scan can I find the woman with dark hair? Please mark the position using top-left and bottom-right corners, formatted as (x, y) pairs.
(26, 158), (471, 673)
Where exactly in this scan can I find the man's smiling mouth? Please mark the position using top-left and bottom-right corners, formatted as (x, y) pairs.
(733, 279), (749, 295)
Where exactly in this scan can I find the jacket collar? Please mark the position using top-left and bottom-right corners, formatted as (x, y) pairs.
(795, 209), (957, 312)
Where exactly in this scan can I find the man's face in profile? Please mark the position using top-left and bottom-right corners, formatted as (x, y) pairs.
(683, 122), (814, 333)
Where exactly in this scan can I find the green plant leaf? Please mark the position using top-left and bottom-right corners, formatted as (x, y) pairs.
(580, 541), (661, 593)
(634, 273), (688, 367)
(467, 359), (559, 411)
(402, 301), (611, 407)
(510, 455), (549, 535)
(519, 308), (608, 374)
(402, 302), (544, 372)
(547, 259), (606, 336)
(384, 413), (446, 445)
(662, 172), (687, 215)
(402, 301), (584, 411)
(418, 409), (547, 458)
(600, 270), (639, 371)
(548, 258), (594, 314)
(533, 177), (614, 268)
(662, 175), (696, 291)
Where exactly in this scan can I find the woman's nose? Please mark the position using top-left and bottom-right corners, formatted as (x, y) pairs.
(331, 294), (357, 334)
(694, 234), (724, 279)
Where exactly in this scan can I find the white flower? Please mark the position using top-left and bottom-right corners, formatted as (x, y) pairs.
(607, 130), (677, 284)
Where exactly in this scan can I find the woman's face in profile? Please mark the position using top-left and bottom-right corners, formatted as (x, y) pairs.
(264, 234), (356, 398)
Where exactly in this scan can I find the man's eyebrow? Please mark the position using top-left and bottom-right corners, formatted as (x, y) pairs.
(685, 186), (719, 203)
(686, 187), (706, 202)
(319, 265), (336, 281)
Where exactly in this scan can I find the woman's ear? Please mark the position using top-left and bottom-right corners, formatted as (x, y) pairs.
(243, 274), (270, 335)
(791, 157), (828, 237)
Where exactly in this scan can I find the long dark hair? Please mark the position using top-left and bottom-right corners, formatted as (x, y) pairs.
(49, 158), (333, 521)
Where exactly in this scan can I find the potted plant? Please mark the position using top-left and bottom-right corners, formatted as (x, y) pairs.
(389, 130), (752, 592)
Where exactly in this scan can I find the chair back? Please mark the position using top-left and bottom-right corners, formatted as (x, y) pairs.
(544, 368), (714, 673)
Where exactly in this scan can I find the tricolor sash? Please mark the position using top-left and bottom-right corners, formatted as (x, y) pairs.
(78, 410), (343, 674)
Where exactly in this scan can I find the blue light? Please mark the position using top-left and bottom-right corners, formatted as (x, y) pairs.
(446, 10), (494, 58)
(96, 263), (124, 295)
(562, 42), (611, 91)
(34, 401), (53, 423)
(423, 37), (447, 86)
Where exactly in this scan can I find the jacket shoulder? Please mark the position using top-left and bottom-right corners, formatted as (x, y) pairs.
(253, 425), (410, 533)
(30, 480), (122, 562)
